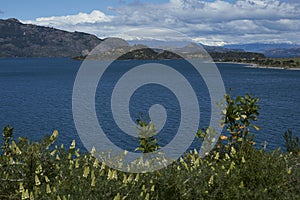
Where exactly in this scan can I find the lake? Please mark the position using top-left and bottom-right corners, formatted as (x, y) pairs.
(0, 58), (299, 152)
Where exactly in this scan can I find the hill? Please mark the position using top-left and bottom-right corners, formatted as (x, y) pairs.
(0, 18), (102, 57)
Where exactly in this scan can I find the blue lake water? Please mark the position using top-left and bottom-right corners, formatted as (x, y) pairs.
(0, 58), (299, 152)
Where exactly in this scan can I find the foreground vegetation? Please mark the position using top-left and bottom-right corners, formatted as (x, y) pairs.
(1, 94), (299, 199)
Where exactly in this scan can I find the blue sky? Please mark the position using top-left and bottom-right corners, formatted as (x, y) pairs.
(1, 0), (171, 19)
(1, 0), (299, 45)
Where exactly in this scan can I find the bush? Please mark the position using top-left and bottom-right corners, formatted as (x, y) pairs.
(0, 94), (299, 199)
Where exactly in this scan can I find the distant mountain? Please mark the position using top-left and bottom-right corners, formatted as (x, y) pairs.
(202, 44), (244, 53)
(224, 43), (300, 58)
(0, 18), (103, 57)
(224, 43), (299, 53)
(264, 47), (300, 58)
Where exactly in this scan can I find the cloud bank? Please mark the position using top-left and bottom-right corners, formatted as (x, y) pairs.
(24, 0), (300, 46)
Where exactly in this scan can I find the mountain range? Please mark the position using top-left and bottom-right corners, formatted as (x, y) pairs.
(224, 43), (300, 58)
(0, 18), (299, 58)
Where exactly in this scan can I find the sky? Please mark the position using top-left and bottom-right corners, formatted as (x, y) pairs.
(1, 0), (300, 46)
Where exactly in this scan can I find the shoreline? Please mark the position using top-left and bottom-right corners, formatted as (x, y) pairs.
(216, 62), (300, 71)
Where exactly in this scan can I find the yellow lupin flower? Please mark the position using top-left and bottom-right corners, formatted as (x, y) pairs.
(239, 181), (244, 188)
(9, 157), (14, 165)
(50, 150), (56, 156)
(230, 147), (236, 156)
(93, 158), (99, 168)
(91, 176), (96, 187)
(229, 161), (235, 170)
(100, 169), (105, 176)
(113, 193), (120, 200)
(194, 149), (198, 155)
(122, 174), (128, 184)
(46, 184), (51, 194)
(69, 160), (74, 170)
(75, 159), (79, 169)
(242, 156), (246, 163)
(91, 146), (96, 155)
(134, 173), (140, 182)
(151, 185), (155, 192)
(45, 176), (50, 183)
(139, 192), (144, 197)
(127, 174), (133, 183)
(19, 182), (24, 193)
(29, 191), (34, 200)
(107, 169), (113, 180)
(214, 152), (220, 160)
(35, 164), (42, 174)
(11, 141), (22, 154)
(112, 170), (118, 180)
(83, 166), (90, 178)
(101, 162), (106, 170)
(145, 193), (150, 200)
(22, 189), (29, 200)
(35, 175), (41, 186)
(52, 130), (58, 139)
(208, 175), (214, 186)
(225, 153), (230, 160)
(75, 150), (80, 157)
(226, 169), (231, 175)
(69, 140), (76, 150)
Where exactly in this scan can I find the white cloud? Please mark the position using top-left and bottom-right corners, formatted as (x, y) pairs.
(23, 0), (300, 45)
(25, 10), (113, 26)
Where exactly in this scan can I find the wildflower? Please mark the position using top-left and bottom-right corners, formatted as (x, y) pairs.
(145, 193), (150, 200)
(113, 193), (120, 200)
(22, 189), (29, 200)
(242, 156), (246, 163)
(91, 146), (96, 155)
(69, 140), (76, 150)
(151, 185), (155, 191)
(208, 175), (214, 186)
(134, 173), (140, 182)
(46, 184), (51, 194)
(45, 176), (50, 183)
(35, 175), (41, 186)
(239, 181), (244, 188)
(29, 192), (34, 200)
(75, 159), (79, 168)
(83, 166), (90, 178)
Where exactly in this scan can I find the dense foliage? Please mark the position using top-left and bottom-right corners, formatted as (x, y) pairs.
(0, 94), (299, 199)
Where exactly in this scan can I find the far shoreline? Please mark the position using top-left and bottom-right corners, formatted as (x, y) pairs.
(215, 61), (300, 71)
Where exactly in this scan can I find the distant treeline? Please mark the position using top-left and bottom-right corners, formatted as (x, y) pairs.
(210, 51), (265, 62)
(251, 58), (300, 68)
